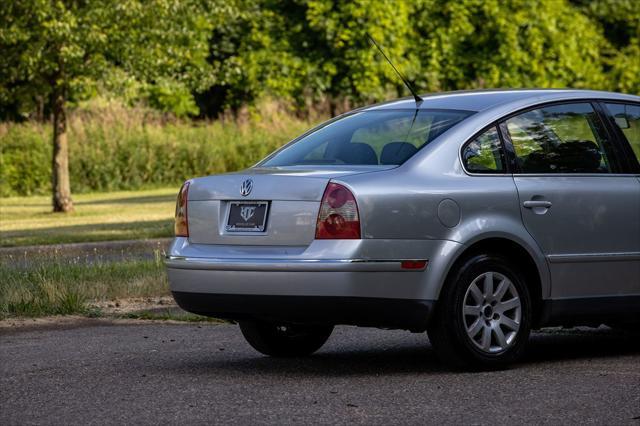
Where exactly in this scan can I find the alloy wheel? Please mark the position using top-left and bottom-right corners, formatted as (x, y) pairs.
(462, 271), (522, 354)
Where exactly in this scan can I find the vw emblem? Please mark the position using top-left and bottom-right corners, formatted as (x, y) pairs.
(240, 178), (253, 196)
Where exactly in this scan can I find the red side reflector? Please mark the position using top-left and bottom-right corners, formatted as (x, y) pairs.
(401, 260), (428, 270)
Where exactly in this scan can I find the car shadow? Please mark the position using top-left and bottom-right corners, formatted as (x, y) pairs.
(167, 326), (639, 377)
(175, 343), (446, 377)
(522, 327), (640, 364)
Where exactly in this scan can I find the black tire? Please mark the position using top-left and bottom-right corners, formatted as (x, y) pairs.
(239, 321), (334, 357)
(427, 253), (532, 370)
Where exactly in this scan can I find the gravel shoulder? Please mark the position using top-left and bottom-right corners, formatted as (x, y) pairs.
(1, 321), (639, 425)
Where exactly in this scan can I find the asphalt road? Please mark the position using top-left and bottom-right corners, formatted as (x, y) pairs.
(1, 321), (639, 425)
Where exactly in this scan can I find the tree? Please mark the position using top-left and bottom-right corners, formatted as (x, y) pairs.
(410, 0), (610, 92)
(0, 0), (212, 212)
(203, 0), (639, 116)
(571, 0), (640, 94)
(200, 0), (415, 116)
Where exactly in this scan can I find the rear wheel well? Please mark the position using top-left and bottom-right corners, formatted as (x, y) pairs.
(444, 238), (543, 326)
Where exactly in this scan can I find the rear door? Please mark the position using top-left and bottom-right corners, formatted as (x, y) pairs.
(501, 102), (640, 301)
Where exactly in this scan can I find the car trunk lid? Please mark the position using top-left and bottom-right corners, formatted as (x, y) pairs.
(186, 166), (391, 246)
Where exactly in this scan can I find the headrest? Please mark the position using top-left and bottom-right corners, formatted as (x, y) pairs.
(380, 142), (417, 165)
(335, 142), (378, 165)
(552, 140), (602, 173)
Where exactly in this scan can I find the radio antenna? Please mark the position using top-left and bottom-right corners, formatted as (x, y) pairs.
(367, 34), (423, 105)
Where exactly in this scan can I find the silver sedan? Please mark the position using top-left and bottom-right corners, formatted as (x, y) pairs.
(166, 89), (640, 368)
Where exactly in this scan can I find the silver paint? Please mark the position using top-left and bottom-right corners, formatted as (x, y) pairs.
(437, 199), (461, 228)
(167, 89), (640, 320)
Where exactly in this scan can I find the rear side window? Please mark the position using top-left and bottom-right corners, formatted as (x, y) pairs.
(261, 109), (473, 167)
(604, 103), (640, 163)
(462, 127), (505, 173)
(505, 103), (612, 174)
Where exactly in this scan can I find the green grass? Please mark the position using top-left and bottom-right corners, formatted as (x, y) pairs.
(0, 252), (218, 322)
(0, 254), (169, 319)
(0, 187), (176, 247)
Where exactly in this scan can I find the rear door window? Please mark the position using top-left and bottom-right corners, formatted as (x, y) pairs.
(504, 103), (613, 174)
(603, 102), (640, 164)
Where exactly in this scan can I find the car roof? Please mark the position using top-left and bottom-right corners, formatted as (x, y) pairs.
(365, 89), (640, 113)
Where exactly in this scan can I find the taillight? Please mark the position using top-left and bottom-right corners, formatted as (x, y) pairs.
(315, 182), (361, 239)
(174, 181), (190, 237)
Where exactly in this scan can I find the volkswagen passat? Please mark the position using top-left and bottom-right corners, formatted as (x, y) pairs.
(166, 90), (640, 368)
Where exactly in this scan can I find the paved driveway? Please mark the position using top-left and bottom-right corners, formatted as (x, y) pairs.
(1, 321), (639, 425)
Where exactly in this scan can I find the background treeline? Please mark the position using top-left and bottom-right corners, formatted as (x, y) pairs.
(1, 0), (639, 197)
(0, 101), (312, 196)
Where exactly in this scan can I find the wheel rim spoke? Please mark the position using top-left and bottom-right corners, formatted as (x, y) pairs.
(497, 297), (520, 313)
(493, 326), (507, 348)
(493, 279), (509, 300)
(468, 283), (483, 304)
(481, 325), (492, 351)
(462, 270), (522, 354)
(500, 315), (520, 331)
(483, 272), (494, 299)
(467, 318), (483, 338)
(464, 305), (481, 316)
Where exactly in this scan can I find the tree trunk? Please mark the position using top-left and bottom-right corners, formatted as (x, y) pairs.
(52, 91), (74, 213)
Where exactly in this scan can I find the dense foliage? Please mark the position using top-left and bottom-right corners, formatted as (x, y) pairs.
(0, 102), (313, 196)
(0, 0), (638, 198)
(0, 0), (214, 120)
(1, 0), (638, 120)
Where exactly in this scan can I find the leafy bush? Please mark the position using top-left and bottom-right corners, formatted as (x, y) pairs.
(0, 123), (51, 196)
(0, 102), (315, 196)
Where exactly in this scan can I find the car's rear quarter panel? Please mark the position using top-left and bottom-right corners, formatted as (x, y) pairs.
(337, 152), (551, 300)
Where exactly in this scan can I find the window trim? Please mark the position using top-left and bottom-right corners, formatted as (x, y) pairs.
(460, 125), (509, 175)
(496, 99), (625, 175)
(596, 100), (640, 174)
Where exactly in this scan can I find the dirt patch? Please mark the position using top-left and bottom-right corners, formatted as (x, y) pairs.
(0, 296), (216, 332)
(89, 296), (177, 316)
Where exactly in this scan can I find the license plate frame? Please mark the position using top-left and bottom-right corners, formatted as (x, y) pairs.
(225, 201), (269, 232)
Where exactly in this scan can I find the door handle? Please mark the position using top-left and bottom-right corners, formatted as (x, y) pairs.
(523, 200), (552, 209)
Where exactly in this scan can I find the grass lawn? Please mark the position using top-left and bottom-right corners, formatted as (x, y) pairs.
(0, 187), (177, 247)
(0, 253), (218, 321)
(0, 187), (219, 320)
(0, 257), (168, 318)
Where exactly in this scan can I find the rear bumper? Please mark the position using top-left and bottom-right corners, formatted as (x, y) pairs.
(165, 237), (462, 329)
(172, 291), (434, 331)
(166, 258), (430, 299)
(166, 256), (435, 330)
(165, 255), (425, 272)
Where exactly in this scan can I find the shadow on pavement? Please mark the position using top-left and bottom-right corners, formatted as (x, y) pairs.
(523, 327), (640, 364)
(174, 342), (444, 377)
(167, 326), (640, 376)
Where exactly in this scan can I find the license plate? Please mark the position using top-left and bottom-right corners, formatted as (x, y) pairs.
(225, 201), (269, 232)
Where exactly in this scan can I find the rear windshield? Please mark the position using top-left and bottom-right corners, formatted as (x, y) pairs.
(261, 109), (474, 167)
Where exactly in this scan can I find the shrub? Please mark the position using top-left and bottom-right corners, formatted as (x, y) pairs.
(0, 102), (315, 196)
